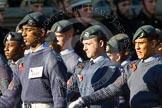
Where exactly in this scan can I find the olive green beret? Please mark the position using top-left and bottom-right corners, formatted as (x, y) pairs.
(80, 25), (107, 41)
(17, 12), (46, 29)
(106, 33), (130, 53)
(51, 20), (73, 33)
(4, 32), (23, 44)
(133, 25), (156, 42)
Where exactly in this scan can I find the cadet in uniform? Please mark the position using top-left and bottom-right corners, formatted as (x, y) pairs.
(68, 25), (120, 108)
(136, 0), (162, 29)
(51, 20), (82, 78)
(69, 25), (162, 108)
(0, 12), (67, 108)
(106, 34), (131, 108)
(4, 32), (25, 71)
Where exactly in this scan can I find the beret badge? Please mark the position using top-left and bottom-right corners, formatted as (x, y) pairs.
(7, 34), (12, 41)
(84, 32), (89, 38)
(28, 19), (34, 25)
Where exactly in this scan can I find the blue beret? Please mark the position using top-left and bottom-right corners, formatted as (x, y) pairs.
(51, 20), (73, 33)
(80, 25), (107, 41)
(106, 33), (130, 53)
(133, 25), (156, 42)
(4, 32), (23, 44)
(17, 12), (46, 29)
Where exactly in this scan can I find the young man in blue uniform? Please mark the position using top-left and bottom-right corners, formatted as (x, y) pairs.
(69, 25), (162, 108)
(0, 12), (67, 108)
(67, 25), (120, 108)
(4, 32), (26, 72)
(51, 20), (81, 78)
(106, 33), (131, 108)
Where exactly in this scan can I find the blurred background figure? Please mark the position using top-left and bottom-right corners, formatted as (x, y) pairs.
(0, 0), (9, 58)
(23, 0), (45, 13)
(111, 0), (137, 40)
(71, 0), (93, 35)
(136, 0), (162, 29)
(45, 31), (61, 53)
(7, 0), (22, 7)
(155, 28), (162, 57)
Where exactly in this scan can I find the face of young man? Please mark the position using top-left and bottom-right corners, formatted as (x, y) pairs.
(22, 25), (43, 49)
(118, 1), (131, 17)
(134, 38), (156, 59)
(82, 37), (103, 59)
(4, 41), (24, 60)
(55, 32), (69, 50)
(142, 0), (157, 15)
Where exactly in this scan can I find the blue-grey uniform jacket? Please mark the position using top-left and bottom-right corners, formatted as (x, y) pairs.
(0, 54), (12, 95)
(68, 53), (120, 108)
(0, 47), (67, 108)
(60, 48), (81, 78)
(82, 56), (162, 108)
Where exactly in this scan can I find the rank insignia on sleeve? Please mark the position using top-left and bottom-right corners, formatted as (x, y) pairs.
(19, 63), (24, 72)
(77, 74), (83, 81)
(129, 62), (137, 72)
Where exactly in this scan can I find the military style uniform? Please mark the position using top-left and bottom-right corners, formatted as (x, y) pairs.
(51, 20), (81, 78)
(68, 25), (120, 108)
(75, 25), (162, 108)
(0, 12), (68, 108)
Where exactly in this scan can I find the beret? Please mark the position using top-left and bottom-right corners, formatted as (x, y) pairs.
(133, 25), (156, 42)
(4, 32), (23, 44)
(51, 20), (73, 33)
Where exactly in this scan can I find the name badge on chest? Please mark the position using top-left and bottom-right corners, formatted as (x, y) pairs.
(28, 66), (43, 79)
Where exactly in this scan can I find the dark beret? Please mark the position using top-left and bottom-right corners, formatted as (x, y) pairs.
(106, 33), (130, 53)
(51, 20), (73, 33)
(17, 12), (46, 29)
(80, 25), (107, 41)
(133, 25), (156, 42)
(4, 32), (23, 44)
